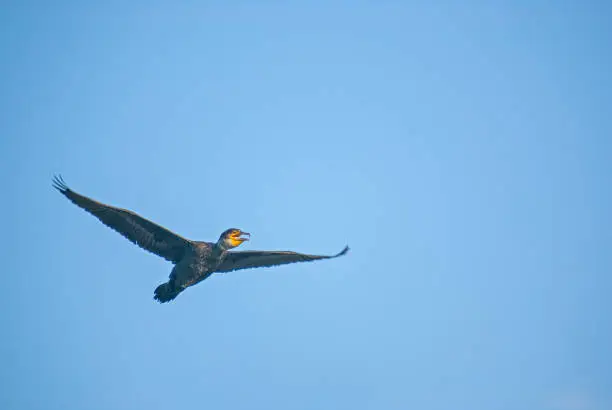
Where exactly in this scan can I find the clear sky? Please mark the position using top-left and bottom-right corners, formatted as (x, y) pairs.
(1, 2), (611, 410)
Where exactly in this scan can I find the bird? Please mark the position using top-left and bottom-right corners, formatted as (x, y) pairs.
(52, 175), (349, 303)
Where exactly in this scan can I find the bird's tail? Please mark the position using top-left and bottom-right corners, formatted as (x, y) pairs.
(154, 282), (182, 303)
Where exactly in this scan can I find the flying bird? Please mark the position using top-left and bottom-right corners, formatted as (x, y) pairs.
(52, 176), (349, 303)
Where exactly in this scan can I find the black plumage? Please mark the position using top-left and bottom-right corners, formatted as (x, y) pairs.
(52, 176), (349, 303)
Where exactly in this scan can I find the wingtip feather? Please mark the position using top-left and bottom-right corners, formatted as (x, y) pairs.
(52, 174), (69, 193)
(335, 245), (350, 257)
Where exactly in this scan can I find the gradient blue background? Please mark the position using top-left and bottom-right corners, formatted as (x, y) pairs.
(2, 2), (611, 410)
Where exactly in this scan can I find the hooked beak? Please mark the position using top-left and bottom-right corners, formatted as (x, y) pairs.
(239, 231), (251, 241)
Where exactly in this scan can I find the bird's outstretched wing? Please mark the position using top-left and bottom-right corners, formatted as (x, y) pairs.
(52, 175), (191, 263)
(215, 246), (349, 273)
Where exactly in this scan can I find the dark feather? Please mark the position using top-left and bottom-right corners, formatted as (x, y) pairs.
(215, 246), (349, 273)
(52, 175), (191, 263)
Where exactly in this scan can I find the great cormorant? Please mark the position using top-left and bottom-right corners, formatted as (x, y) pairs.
(52, 176), (349, 303)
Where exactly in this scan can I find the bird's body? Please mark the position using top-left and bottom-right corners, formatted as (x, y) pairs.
(52, 176), (349, 303)
(158, 240), (232, 302)
(156, 241), (217, 302)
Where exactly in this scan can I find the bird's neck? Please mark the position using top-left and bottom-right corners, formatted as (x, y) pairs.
(214, 240), (231, 254)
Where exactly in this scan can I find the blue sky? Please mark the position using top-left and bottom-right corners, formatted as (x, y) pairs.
(1, 2), (611, 410)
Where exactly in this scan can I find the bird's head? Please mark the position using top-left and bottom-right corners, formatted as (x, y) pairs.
(218, 228), (250, 250)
